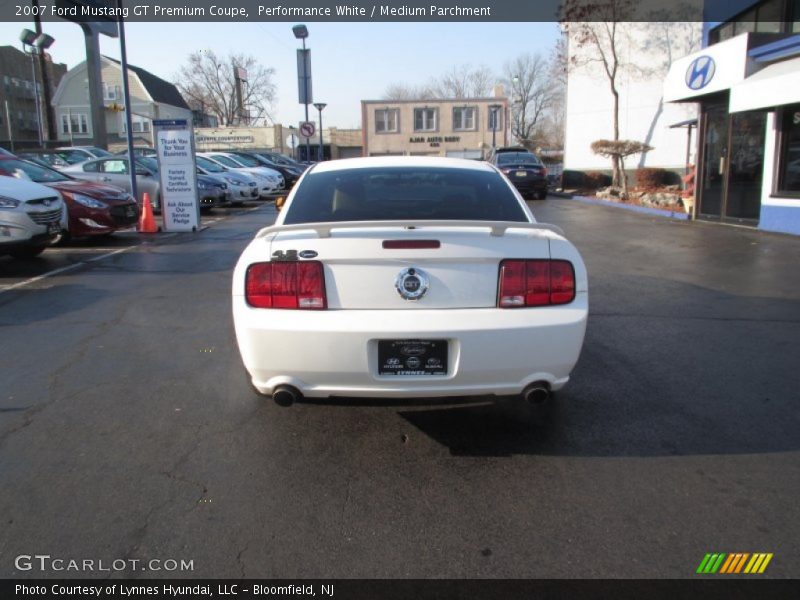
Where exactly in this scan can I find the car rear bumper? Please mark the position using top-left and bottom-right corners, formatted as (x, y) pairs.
(508, 177), (548, 193)
(233, 295), (588, 398)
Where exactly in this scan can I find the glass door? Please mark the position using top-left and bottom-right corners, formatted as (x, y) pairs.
(699, 102), (728, 218)
(725, 111), (766, 222)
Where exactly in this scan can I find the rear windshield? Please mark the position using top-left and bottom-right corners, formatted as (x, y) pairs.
(496, 153), (542, 166)
(283, 166), (528, 224)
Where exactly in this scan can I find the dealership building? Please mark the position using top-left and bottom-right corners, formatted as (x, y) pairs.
(665, 0), (800, 235)
(361, 90), (509, 159)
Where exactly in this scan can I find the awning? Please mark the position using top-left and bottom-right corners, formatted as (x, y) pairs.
(730, 56), (800, 112)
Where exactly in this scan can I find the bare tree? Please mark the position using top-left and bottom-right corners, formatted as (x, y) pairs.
(382, 82), (435, 101)
(383, 64), (495, 100)
(562, 0), (638, 187)
(175, 50), (277, 126)
(503, 53), (553, 149)
(540, 31), (569, 150)
(430, 65), (494, 99)
(635, 21), (701, 166)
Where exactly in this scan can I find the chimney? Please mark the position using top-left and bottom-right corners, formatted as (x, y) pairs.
(492, 84), (505, 98)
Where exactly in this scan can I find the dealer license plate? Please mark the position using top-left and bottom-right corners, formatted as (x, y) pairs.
(378, 339), (447, 376)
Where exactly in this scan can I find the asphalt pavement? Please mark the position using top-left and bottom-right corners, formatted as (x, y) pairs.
(0, 198), (798, 579)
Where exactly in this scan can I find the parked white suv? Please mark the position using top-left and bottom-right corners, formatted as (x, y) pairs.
(0, 176), (64, 258)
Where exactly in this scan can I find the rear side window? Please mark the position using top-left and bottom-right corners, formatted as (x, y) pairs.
(58, 150), (87, 164)
(283, 167), (528, 224)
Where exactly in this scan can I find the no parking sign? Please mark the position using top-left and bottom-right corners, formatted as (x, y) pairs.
(299, 121), (316, 138)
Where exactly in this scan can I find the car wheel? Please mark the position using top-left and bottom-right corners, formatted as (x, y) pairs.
(536, 190), (547, 200)
(9, 245), (47, 259)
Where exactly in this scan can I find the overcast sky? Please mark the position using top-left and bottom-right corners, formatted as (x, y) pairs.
(0, 21), (560, 129)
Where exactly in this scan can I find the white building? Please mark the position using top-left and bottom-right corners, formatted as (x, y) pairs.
(564, 23), (703, 176)
(52, 56), (191, 148)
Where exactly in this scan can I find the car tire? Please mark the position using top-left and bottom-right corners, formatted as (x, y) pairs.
(9, 245), (47, 259)
(536, 191), (547, 200)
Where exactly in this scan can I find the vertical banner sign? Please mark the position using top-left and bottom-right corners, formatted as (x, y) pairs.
(153, 119), (199, 232)
(297, 49), (313, 104)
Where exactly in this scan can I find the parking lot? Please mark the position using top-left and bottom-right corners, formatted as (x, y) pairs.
(1, 197), (798, 578)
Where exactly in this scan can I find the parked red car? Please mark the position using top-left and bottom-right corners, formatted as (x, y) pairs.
(0, 155), (139, 239)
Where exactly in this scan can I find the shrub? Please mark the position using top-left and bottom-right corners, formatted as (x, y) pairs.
(584, 171), (610, 189)
(561, 170), (586, 189)
(636, 167), (667, 188)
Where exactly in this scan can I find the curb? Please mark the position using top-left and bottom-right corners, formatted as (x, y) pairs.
(565, 194), (691, 220)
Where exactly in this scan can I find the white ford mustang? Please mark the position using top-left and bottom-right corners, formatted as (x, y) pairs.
(232, 157), (587, 405)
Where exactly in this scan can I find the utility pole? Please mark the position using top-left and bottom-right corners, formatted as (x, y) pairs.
(31, 0), (55, 143)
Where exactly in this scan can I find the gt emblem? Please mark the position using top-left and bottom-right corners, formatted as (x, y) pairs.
(395, 267), (429, 301)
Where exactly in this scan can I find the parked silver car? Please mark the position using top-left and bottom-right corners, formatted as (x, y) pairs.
(0, 176), (64, 258)
(62, 157), (162, 210)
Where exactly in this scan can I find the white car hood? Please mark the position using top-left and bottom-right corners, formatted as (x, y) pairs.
(0, 176), (61, 201)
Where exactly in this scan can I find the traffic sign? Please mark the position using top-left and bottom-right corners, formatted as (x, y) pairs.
(286, 134), (299, 149)
(299, 121), (316, 138)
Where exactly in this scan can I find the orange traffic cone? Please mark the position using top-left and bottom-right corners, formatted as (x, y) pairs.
(138, 192), (158, 233)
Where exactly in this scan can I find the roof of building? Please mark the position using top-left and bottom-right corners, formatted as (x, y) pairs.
(103, 56), (189, 110)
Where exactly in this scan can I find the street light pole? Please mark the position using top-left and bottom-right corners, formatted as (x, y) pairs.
(20, 28), (54, 147)
(489, 103), (501, 151)
(293, 24), (311, 163)
(314, 102), (326, 161)
(32, 0), (55, 143)
(288, 125), (297, 161)
(116, 0), (138, 204)
(28, 52), (43, 147)
(302, 37), (310, 162)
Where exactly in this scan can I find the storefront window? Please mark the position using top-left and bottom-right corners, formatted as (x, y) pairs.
(778, 105), (800, 194)
(709, 0), (792, 41)
(756, 0), (783, 32)
(793, 0), (800, 32)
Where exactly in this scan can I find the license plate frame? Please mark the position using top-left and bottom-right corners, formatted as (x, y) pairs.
(378, 339), (448, 376)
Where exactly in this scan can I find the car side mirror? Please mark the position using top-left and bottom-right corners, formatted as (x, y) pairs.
(275, 196), (286, 212)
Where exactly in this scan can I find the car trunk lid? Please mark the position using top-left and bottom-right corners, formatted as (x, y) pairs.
(264, 223), (555, 310)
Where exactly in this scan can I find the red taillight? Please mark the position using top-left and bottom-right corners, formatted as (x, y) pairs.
(245, 261), (327, 309)
(498, 259), (575, 307)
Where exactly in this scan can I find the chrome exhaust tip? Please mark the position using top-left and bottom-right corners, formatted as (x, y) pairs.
(522, 383), (550, 405)
(272, 385), (302, 407)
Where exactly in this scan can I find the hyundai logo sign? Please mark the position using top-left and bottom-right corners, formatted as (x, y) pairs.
(686, 55), (716, 91)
